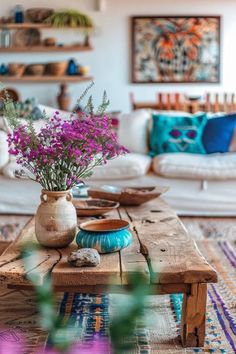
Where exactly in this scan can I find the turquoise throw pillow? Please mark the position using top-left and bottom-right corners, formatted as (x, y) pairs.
(150, 113), (207, 156)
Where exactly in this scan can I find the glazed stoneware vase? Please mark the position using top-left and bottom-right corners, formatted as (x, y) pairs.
(76, 219), (133, 253)
(35, 190), (77, 248)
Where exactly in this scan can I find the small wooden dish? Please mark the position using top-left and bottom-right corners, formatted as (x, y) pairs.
(88, 185), (169, 206)
(73, 198), (119, 216)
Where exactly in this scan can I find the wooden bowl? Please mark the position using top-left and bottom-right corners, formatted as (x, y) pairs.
(26, 64), (45, 76)
(26, 8), (54, 23)
(88, 185), (169, 206)
(8, 63), (25, 76)
(73, 198), (119, 216)
(46, 62), (67, 76)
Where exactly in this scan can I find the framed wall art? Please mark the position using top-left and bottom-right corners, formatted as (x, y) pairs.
(131, 16), (221, 83)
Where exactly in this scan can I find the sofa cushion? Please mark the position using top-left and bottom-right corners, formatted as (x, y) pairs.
(4, 153), (152, 181)
(118, 110), (151, 154)
(90, 153), (152, 180)
(150, 113), (207, 156)
(203, 113), (236, 153)
(153, 152), (236, 180)
(0, 131), (9, 170)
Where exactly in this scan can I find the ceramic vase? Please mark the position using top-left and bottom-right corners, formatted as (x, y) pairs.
(57, 83), (71, 111)
(35, 190), (77, 248)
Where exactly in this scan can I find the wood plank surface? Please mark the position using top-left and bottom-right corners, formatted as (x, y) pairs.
(0, 75), (93, 83)
(125, 199), (217, 284)
(0, 45), (93, 53)
(0, 218), (61, 286)
(118, 208), (150, 284)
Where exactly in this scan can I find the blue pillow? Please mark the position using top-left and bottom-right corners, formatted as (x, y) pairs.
(149, 113), (207, 156)
(202, 114), (236, 153)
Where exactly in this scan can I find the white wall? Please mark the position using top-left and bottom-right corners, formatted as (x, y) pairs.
(1, 0), (236, 112)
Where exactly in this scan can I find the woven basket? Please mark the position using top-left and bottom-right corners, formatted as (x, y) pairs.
(46, 62), (67, 76)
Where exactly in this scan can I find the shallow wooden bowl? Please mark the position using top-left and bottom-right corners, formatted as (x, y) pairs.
(72, 198), (119, 216)
(46, 62), (67, 76)
(88, 185), (169, 206)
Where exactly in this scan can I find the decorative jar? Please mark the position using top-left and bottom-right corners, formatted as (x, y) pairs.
(35, 190), (77, 248)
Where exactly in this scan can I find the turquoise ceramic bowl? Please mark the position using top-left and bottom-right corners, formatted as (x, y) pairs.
(76, 219), (133, 254)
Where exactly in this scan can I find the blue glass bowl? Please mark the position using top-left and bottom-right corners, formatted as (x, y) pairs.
(76, 219), (133, 254)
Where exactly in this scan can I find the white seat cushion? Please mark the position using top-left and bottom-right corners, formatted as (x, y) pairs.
(89, 153), (152, 180)
(153, 152), (236, 180)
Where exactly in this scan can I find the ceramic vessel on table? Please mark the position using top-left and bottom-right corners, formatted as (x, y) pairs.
(35, 190), (77, 248)
(76, 219), (132, 253)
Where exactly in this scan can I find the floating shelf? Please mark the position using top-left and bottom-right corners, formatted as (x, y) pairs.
(0, 45), (93, 53)
(0, 75), (94, 83)
(0, 23), (93, 30)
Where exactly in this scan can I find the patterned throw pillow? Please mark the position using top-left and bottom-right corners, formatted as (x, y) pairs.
(149, 113), (207, 156)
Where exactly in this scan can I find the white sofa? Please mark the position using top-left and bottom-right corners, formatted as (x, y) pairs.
(1, 107), (236, 216)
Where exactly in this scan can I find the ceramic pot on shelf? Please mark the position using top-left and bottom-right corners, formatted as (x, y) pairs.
(35, 190), (77, 248)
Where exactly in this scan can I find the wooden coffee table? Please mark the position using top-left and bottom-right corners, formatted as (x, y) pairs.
(0, 199), (217, 348)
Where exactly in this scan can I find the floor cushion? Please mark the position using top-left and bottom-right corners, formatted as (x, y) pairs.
(90, 153), (152, 180)
(153, 152), (236, 180)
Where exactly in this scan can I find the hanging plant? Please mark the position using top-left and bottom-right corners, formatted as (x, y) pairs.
(45, 9), (94, 28)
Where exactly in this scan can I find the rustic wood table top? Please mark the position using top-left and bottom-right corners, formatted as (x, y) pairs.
(0, 198), (217, 291)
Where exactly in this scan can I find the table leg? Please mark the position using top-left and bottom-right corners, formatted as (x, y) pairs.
(180, 283), (207, 347)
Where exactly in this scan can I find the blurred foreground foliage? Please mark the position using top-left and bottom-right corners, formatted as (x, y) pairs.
(22, 243), (150, 353)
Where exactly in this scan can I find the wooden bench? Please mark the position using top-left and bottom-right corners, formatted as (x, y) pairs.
(0, 199), (217, 347)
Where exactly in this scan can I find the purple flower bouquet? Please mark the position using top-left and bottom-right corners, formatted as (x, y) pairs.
(5, 87), (128, 191)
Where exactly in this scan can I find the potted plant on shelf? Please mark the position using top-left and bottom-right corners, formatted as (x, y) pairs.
(4, 84), (128, 248)
(45, 9), (94, 28)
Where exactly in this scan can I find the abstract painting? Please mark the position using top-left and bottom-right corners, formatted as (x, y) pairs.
(131, 16), (221, 83)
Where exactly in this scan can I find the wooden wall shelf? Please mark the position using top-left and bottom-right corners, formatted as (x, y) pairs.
(0, 45), (93, 53)
(0, 75), (93, 83)
(0, 23), (93, 30)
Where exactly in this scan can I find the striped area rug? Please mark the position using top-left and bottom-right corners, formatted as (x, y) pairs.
(0, 217), (235, 353)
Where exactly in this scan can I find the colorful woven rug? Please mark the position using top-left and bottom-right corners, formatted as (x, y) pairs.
(0, 217), (235, 353)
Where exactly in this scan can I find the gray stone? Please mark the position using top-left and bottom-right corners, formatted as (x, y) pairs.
(68, 248), (100, 267)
